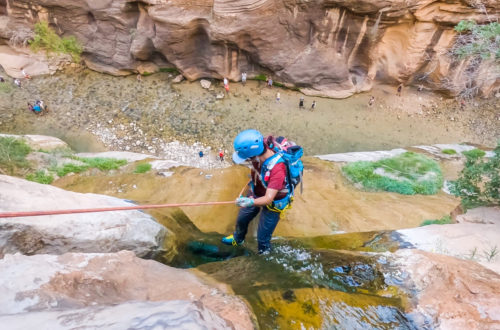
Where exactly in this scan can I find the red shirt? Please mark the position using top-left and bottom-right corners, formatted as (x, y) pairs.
(251, 159), (287, 199)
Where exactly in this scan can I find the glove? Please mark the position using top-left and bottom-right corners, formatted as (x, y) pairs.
(236, 197), (254, 207)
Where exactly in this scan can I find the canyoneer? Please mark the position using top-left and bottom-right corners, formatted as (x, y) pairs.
(222, 129), (303, 254)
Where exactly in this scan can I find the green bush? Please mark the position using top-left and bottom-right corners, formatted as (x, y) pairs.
(420, 215), (452, 226)
(29, 21), (83, 62)
(342, 152), (443, 195)
(26, 170), (54, 184)
(134, 163), (152, 174)
(462, 148), (486, 159)
(453, 20), (500, 60)
(450, 142), (500, 210)
(252, 74), (267, 81)
(141, 71), (153, 76)
(0, 137), (31, 174)
(441, 149), (457, 155)
(79, 157), (127, 171)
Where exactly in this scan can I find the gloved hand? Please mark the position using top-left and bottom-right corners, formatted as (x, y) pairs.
(236, 197), (254, 207)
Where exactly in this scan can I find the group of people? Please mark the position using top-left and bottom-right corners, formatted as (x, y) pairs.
(28, 100), (48, 115)
(298, 96), (316, 110)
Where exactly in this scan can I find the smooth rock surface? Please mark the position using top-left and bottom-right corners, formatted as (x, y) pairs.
(315, 148), (407, 162)
(0, 134), (69, 151)
(0, 175), (168, 257)
(0, 251), (254, 329)
(0, 300), (234, 330)
(387, 249), (500, 329)
(397, 207), (500, 274)
(76, 151), (157, 162)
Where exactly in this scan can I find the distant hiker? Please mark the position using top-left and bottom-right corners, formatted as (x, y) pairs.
(311, 100), (316, 110)
(27, 102), (35, 114)
(417, 85), (423, 93)
(268, 77), (273, 88)
(276, 92), (280, 103)
(22, 69), (31, 80)
(14, 79), (21, 88)
(397, 84), (403, 97)
(299, 96), (304, 109)
(460, 99), (466, 110)
(368, 96), (375, 107)
(199, 150), (204, 158)
(0, 76), (5, 82)
(241, 72), (247, 86)
(219, 149), (224, 162)
(223, 77), (229, 94)
(222, 130), (303, 254)
(136, 73), (142, 82)
(33, 102), (42, 114)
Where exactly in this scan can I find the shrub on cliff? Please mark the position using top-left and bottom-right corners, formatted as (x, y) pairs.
(452, 20), (500, 60)
(450, 142), (500, 210)
(29, 21), (82, 62)
(342, 152), (443, 195)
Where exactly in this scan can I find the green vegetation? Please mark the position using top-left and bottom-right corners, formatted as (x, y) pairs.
(342, 152), (443, 195)
(78, 157), (127, 171)
(134, 163), (152, 174)
(441, 149), (457, 155)
(55, 157), (126, 177)
(0, 83), (13, 93)
(26, 170), (54, 184)
(252, 74), (267, 81)
(420, 215), (452, 227)
(462, 148), (486, 159)
(55, 163), (89, 177)
(141, 71), (153, 76)
(160, 67), (179, 74)
(0, 137), (31, 174)
(453, 20), (500, 60)
(29, 21), (83, 62)
(450, 143), (499, 210)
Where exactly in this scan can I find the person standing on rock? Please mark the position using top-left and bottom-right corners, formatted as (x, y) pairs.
(241, 72), (247, 86)
(219, 149), (224, 162)
(299, 96), (304, 109)
(14, 78), (21, 88)
(276, 92), (280, 103)
(268, 77), (273, 88)
(368, 96), (375, 108)
(221, 129), (291, 254)
(199, 150), (204, 158)
(136, 73), (142, 82)
(311, 100), (316, 110)
(0, 76), (5, 82)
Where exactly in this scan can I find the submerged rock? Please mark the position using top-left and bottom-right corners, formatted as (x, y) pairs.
(0, 175), (168, 257)
(0, 251), (254, 329)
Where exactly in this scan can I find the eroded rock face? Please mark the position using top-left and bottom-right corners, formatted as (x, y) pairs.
(0, 251), (254, 329)
(386, 249), (500, 329)
(0, 0), (498, 97)
(0, 175), (168, 257)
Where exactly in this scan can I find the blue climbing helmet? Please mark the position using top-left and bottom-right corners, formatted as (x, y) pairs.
(232, 129), (265, 164)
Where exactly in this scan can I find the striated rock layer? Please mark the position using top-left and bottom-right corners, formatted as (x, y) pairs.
(0, 0), (498, 97)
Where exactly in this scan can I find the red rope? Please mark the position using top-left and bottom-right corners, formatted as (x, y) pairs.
(0, 201), (235, 218)
(0, 181), (252, 219)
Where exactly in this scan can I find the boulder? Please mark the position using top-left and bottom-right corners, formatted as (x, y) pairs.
(386, 249), (500, 329)
(0, 175), (168, 257)
(0, 301), (235, 330)
(0, 251), (254, 329)
(0, 134), (69, 151)
(172, 74), (185, 83)
(200, 79), (211, 89)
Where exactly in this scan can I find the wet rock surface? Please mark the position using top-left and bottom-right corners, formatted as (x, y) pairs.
(0, 175), (168, 257)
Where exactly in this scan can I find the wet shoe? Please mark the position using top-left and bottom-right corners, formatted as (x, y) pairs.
(221, 234), (242, 246)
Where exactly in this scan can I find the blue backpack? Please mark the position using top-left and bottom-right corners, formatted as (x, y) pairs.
(267, 136), (304, 194)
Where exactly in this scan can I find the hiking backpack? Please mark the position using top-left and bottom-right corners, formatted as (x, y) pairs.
(267, 136), (304, 193)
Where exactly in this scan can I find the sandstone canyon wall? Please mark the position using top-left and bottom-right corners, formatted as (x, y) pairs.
(0, 0), (498, 98)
